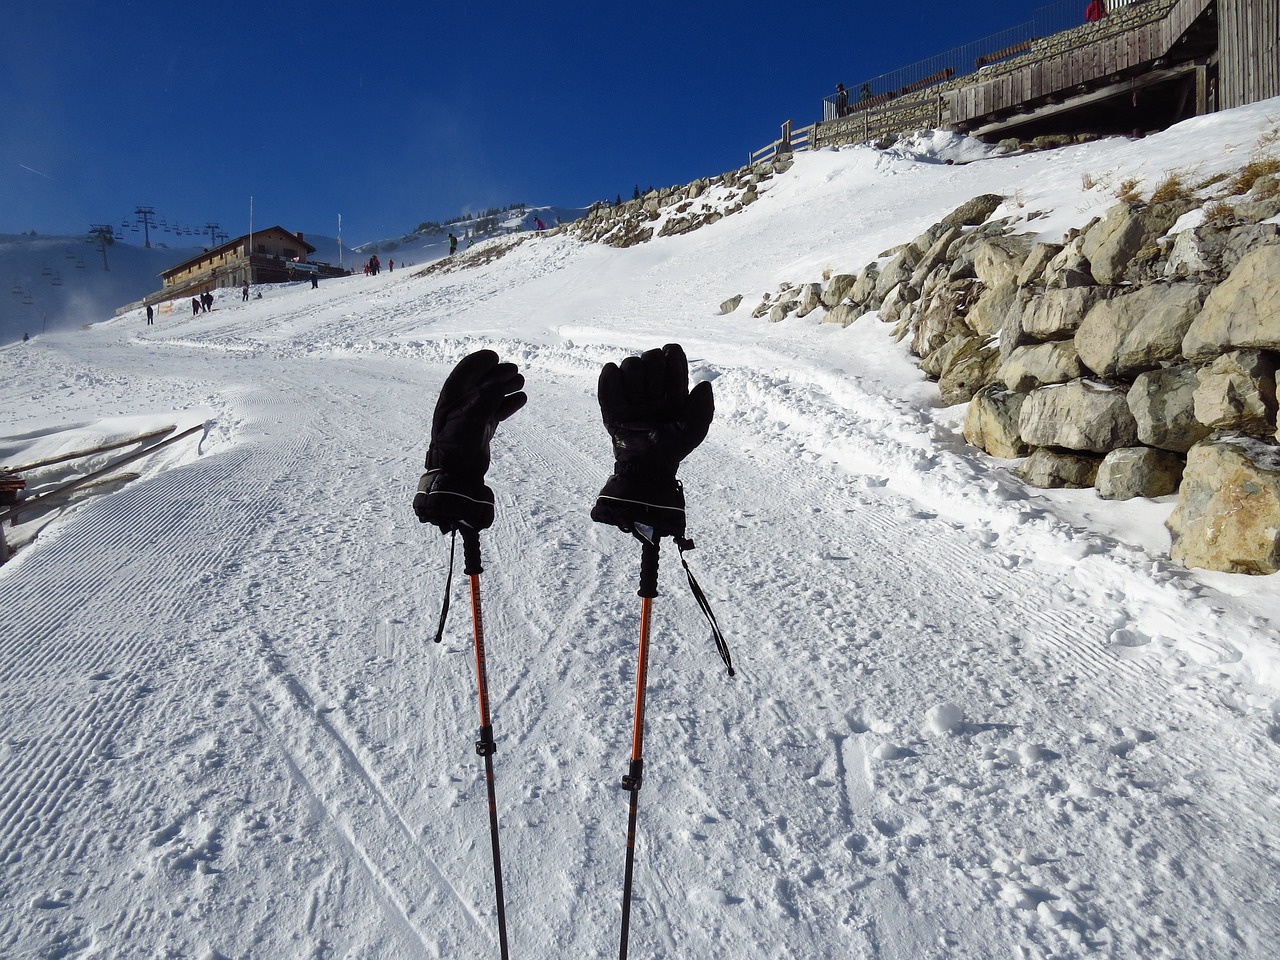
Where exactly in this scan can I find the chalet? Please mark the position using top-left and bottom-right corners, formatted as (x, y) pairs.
(148, 226), (342, 305)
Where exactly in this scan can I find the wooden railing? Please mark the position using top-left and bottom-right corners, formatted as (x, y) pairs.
(748, 119), (815, 165)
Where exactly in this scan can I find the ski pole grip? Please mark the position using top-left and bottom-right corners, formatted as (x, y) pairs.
(461, 526), (484, 576)
(637, 539), (660, 599)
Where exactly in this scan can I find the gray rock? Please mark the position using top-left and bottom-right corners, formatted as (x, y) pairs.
(1019, 380), (1140, 453)
(1096, 447), (1184, 500)
(820, 274), (857, 308)
(718, 294), (743, 315)
(876, 249), (918, 301)
(1045, 237), (1095, 289)
(1021, 287), (1110, 341)
(821, 304), (863, 327)
(1167, 437), (1280, 574)
(1074, 283), (1207, 378)
(999, 341), (1085, 391)
(966, 280), (1020, 339)
(1014, 447), (1102, 488)
(1127, 365), (1211, 453)
(851, 263), (881, 308)
(795, 283), (823, 318)
(941, 194), (1005, 227)
(1183, 245), (1280, 361)
(1193, 349), (1278, 435)
(1080, 200), (1190, 285)
(973, 236), (1033, 289)
(938, 338), (1001, 406)
(963, 384), (1030, 459)
(1017, 242), (1063, 288)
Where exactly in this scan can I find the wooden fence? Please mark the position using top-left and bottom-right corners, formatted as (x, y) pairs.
(748, 119), (815, 165)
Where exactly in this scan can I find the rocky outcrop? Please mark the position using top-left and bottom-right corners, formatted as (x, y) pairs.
(569, 157), (793, 248)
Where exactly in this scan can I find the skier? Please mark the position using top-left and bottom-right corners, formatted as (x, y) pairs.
(242, 282), (250, 302)
(146, 304), (154, 325)
(534, 216), (545, 235)
(448, 232), (458, 256)
(191, 297), (200, 317)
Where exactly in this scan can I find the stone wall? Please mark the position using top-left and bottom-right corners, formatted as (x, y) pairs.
(740, 173), (1280, 573)
(560, 158), (793, 247)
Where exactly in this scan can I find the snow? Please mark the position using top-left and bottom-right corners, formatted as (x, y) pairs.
(2, 98), (1280, 959)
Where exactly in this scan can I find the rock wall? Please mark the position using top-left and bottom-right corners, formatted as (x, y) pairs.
(735, 172), (1280, 574)
(562, 158), (793, 248)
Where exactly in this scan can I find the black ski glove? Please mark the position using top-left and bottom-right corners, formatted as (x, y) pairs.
(413, 349), (527, 533)
(590, 343), (713, 540)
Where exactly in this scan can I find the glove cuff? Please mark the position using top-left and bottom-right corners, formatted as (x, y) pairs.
(591, 473), (686, 540)
(413, 469), (495, 533)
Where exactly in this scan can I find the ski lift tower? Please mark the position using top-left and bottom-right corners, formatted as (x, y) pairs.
(88, 224), (114, 271)
(134, 206), (156, 248)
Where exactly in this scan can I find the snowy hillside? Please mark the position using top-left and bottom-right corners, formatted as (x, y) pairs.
(0, 234), (203, 345)
(356, 203), (589, 266)
(2, 99), (1279, 960)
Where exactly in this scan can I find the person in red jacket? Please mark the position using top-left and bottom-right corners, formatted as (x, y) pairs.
(1085, 0), (1107, 22)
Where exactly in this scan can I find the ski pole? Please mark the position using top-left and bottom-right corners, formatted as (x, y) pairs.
(461, 526), (510, 960)
(619, 535), (661, 960)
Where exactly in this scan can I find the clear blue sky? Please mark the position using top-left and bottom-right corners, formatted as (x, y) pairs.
(2, 1), (1035, 246)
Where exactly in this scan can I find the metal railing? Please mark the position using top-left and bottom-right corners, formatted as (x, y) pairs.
(822, 0), (1156, 120)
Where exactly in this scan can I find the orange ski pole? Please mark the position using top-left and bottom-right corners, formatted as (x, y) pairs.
(461, 527), (510, 960)
(619, 536), (660, 960)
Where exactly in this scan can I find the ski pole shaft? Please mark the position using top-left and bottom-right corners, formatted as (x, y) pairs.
(462, 528), (510, 960)
(619, 538), (660, 960)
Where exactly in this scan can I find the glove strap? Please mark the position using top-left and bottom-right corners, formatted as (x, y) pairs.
(432, 529), (459, 644)
(673, 537), (734, 677)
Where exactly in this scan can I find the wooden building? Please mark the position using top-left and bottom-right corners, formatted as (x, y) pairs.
(149, 226), (335, 305)
(815, 0), (1279, 149)
(1219, 0), (1280, 108)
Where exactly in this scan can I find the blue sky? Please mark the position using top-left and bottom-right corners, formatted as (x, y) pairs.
(2, 1), (1035, 246)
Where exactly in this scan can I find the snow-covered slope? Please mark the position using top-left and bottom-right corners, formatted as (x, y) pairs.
(0, 234), (204, 345)
(1, 100), (1278, 959)
(355, 204), (589, 267)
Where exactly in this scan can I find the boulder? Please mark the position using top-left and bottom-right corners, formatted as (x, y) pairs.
(851, 263), (881, 308)
(1017, 242), (1063, 288)
(1167, 437), (1280, 574)
(938, 338), (1001, 406)
(1127, 365), (1211, 453)
(768, 299), (799, 323)
(941, 194), (1005, 227)
(963, 385), (1030, 459)
(1096, 447), (1184, 500)
(1021, 287), (1110, 341)
(1183, 246), (1280, 360)
(1080, 201), (1189, 285)
(719, 294), (743, 315)
(966, 280), (1020, 338)
(821, 304), (862, 327)
(1074, 283), (1208, 378)
(909, 226), (963, 290)
(973, 236), (1033, 289)
(1014, 448), (1102, 488)
(820, 274), (857, 308)
(999, 341), (1085, 391)
(911, 279), (977, 359)
(1019, 380), (1140, 453)
(876, 249), (918, 301)
(1045, 237), (1095, 289)
(795, 283), (823, 319)
(1193, 349), (1278, 435)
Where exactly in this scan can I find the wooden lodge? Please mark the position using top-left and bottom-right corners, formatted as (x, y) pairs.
(811, 0), (1280, 150)
(148, 226), (343, 306)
